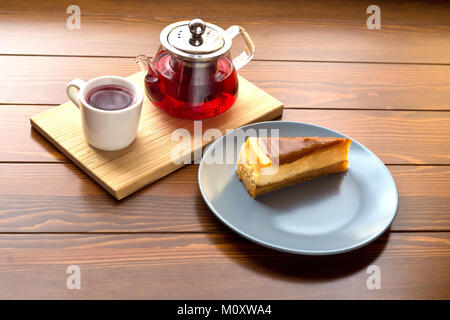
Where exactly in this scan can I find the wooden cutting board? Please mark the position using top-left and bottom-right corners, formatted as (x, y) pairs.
(30, 71), (284, 200)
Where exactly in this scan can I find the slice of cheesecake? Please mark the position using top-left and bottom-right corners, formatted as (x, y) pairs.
(236, 137), (352, 198)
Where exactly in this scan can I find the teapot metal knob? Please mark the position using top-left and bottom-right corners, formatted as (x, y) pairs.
(189, 18), (206, 46)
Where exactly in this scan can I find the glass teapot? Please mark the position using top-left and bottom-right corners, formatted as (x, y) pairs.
(136, 18), (255, 120)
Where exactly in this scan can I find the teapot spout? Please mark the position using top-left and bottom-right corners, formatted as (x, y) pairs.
(135, 54), (159, 82)
(135, 54), (150, 72)
(135, 54), (162, 102)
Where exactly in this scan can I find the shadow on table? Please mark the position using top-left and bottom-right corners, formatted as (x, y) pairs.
(207, 227), (389, 282)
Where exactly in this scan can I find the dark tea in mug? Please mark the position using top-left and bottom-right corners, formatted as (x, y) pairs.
(86, 85), (136, 111)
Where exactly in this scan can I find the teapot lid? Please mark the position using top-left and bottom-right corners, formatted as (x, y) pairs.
(161, 19), (232, 61)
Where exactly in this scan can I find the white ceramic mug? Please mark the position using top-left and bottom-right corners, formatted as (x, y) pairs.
(66, 76), (143, 151)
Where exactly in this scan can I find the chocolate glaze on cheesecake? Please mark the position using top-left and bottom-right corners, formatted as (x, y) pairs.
(257, 137), (349, 164)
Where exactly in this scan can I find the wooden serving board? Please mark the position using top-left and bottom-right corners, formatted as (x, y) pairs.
(30, 71), (284, 200)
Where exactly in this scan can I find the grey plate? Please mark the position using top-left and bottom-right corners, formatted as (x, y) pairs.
(198, 121), (398, 255)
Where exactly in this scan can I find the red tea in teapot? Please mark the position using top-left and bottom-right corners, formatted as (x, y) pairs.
(144, 51), (238, 120)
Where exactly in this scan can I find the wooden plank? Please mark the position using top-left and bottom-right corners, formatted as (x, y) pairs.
(0, 163), (448, 232)
(0, 232), (448, 299)
(1, 13), (449, 63)
(30, 73), (283, 199)
(392, 165), (450, 231)
(0, 164), (211, 233)
(3, 105), (449, 164)
(2, 0), (449, 24)
(2, 57), (450, 110)
(0, 106), (66, 162)
(249, 62), (450, 111)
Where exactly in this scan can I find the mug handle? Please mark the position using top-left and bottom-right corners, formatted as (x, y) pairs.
(225, 25), (255, 71)
(66, 79), (86, 108)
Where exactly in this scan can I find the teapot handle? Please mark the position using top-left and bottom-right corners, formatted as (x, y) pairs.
(225, 25), (255, 71)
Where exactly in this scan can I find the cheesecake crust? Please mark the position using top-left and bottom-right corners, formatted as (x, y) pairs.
(237, 160), (348, 198)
